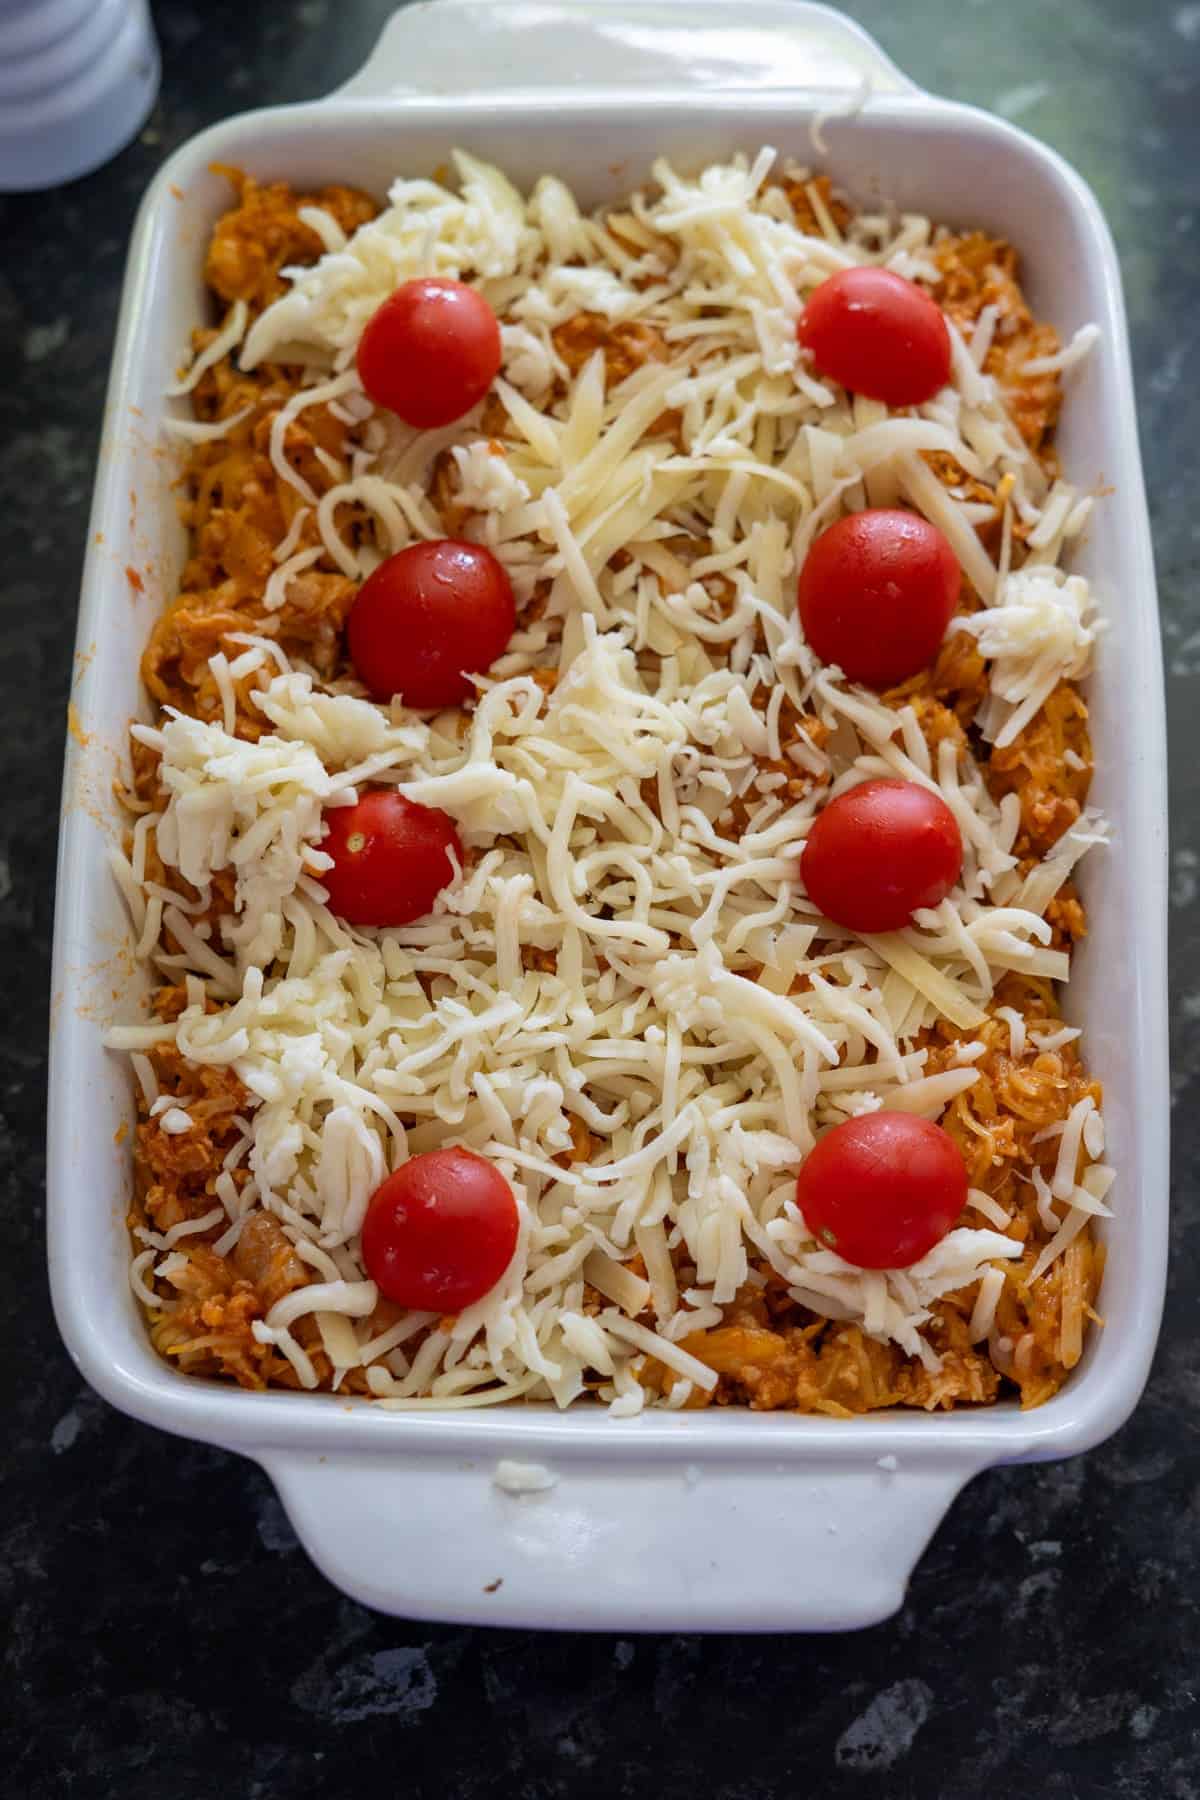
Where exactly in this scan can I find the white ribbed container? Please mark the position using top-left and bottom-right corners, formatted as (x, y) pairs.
(0, 0), (159, 191)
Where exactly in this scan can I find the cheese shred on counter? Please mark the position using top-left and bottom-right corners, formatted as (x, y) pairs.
(109, 151), (1109, 1415)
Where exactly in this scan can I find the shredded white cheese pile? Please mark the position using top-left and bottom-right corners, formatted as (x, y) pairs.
(114, 150), (1109, 1410)
(954, 565), (1099, 747)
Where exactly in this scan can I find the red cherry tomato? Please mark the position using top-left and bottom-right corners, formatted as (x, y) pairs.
(801, 778), (962, 934)
(361, 1147), (519, 1310)
(322, 789), (461, 927)
(356, 278), (502, 428)
(797, 509), (960, 689)
(348, 539), (516, 710)
(797, 266), (951, 406)
(796, 1111), (967, 1269)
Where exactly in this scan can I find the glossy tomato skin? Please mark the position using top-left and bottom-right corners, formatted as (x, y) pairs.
(801, 778), (962, 934)
(795, 1111), (967, 1269)
(798, 508), (960, 689)
(797, 266), (952, 406)
(356, 278), (502, 428)
(348, 539), (516, 709)
(321, 789), (461, 928)
(361, 1147), (519, 1311)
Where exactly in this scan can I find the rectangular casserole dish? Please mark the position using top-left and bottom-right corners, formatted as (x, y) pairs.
(48, 0), (1168, 1631)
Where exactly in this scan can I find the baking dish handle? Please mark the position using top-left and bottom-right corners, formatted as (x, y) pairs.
(261, 1446), (980, 1630)
(337, 0), (919, 101)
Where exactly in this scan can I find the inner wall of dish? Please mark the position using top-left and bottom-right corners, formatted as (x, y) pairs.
(90, 96), (1135, 1407)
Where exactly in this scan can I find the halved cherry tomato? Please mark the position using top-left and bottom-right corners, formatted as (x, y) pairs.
(356, 278), (502, 428)
(801, 778), (962, 934)
(348, 539), (516, 709)
(321, 789), (461, 927)
(795, 1111), (967, 1269)
(797, 508), (960, 689)
(361, 1146), (519, 1310)
(797, 266), (952, 406)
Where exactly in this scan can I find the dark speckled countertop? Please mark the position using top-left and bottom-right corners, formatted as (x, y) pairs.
(2, 2), (1196, 1793)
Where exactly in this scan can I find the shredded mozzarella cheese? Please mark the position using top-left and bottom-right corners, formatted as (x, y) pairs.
(953, 565), (1099, 747)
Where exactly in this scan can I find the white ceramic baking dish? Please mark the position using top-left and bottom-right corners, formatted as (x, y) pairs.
(48, 0), (1168, 1631)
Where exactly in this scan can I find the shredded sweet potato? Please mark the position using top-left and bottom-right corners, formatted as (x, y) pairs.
(987, 681), (1093, 853)
(205, 168), (376, 312)
(782, 173), (854, 238)
(932, 231), (1062, 456)
(552, 314), (671, 385)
